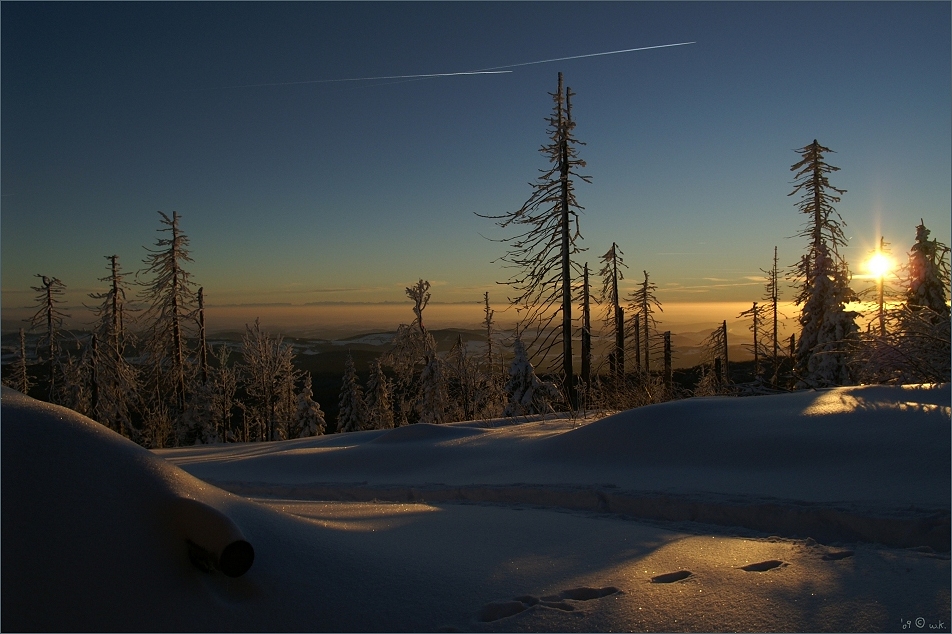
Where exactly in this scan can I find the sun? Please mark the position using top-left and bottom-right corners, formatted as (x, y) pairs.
(865, 252), (895, 278)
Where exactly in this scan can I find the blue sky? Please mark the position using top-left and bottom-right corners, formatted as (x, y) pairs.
(2, 2), (949, 330)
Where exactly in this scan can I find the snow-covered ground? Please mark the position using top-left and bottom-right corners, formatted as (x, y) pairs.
(2, 384), (949, 631)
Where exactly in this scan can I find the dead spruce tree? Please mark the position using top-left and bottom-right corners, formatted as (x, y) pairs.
(599, 243), (627, 380)
(788, 141), (858, 387)
(580, 262), (593, 400)
(761, 246), (785, 383)
(137, 211), (198, 440)
(626, 270), (663, 375)
(87, 255), (139, 437)
(28, 274), (69, 402)
(737, 301), (770, 380)
(480, 72), (590, 410)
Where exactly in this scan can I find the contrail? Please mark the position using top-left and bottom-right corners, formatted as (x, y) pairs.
(206, 70), (511, 90)
(476, 41), (696, 71)
(202, 41), (694, 91)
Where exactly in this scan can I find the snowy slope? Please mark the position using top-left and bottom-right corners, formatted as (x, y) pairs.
(2, 385), (950, 632)
(161, 384), (951, 549)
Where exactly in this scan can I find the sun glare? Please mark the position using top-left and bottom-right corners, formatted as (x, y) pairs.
(865, 253), (895, 278)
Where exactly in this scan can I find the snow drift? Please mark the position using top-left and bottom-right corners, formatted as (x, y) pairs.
(162, 384), (951, 551)
(2, 384), (949, 632)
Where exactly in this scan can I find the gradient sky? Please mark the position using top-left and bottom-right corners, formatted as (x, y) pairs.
(2, 2), (949, 333)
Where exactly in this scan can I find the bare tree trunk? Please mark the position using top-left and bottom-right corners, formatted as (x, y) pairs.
(559, 72), (576, 409)
(615, 306), (625, 380)
(633, 314), (641, 374)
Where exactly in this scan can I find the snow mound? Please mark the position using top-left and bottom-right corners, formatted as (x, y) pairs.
(162, 384), (950, 551)
(538, 384), (951, 473)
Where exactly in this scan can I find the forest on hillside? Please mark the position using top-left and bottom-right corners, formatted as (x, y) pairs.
(3, 75), (949, 447)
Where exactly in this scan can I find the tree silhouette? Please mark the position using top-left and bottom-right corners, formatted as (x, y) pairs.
(87, 255), (139, 437)
(626, 270), (662, 374)
(598, 243), (627, 379)
(906, 220), (950, 319)
(28, 274), (69, 401)
(480, 72), (590, 409)
(137, 211), (198, 426)
(788, 140), (857, 387)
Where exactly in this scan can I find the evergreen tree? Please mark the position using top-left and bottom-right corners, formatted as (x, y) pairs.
(856, 221), (951, 384)
(419, 352), (450, 424)
(137, 211), (198, 434)
(503, 336), (560, 417)
(294, 373), (326, 437)
(28, 274), (69, 401)
(2, 328), (33, 395)
(337, 352), (367, 433)
(364, 358), (394, 430)
(787, 140), (858, 387)
(906, 220), (950, 318)
(480, 72), (590, 409)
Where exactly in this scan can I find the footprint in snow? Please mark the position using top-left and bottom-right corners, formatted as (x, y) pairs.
(821, 550), (854, 561)
(739, 559), (787, 572)
(476, 586), (622, 622)
(650, 570), (693, 583)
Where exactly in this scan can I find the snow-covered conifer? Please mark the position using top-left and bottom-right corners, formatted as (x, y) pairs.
(855, 222), (951, 384)
(503, 336), (560, 417)
(364, 358), (393, 430)
(419, 352), (449, 424)
(294, 373), (326, 437)
(2, 328), (33, 395)
(906, 221), (950, 318)
(787, 141), (858, 387)
(337, 352), (367, 432)
(384, 280), (437, 425)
